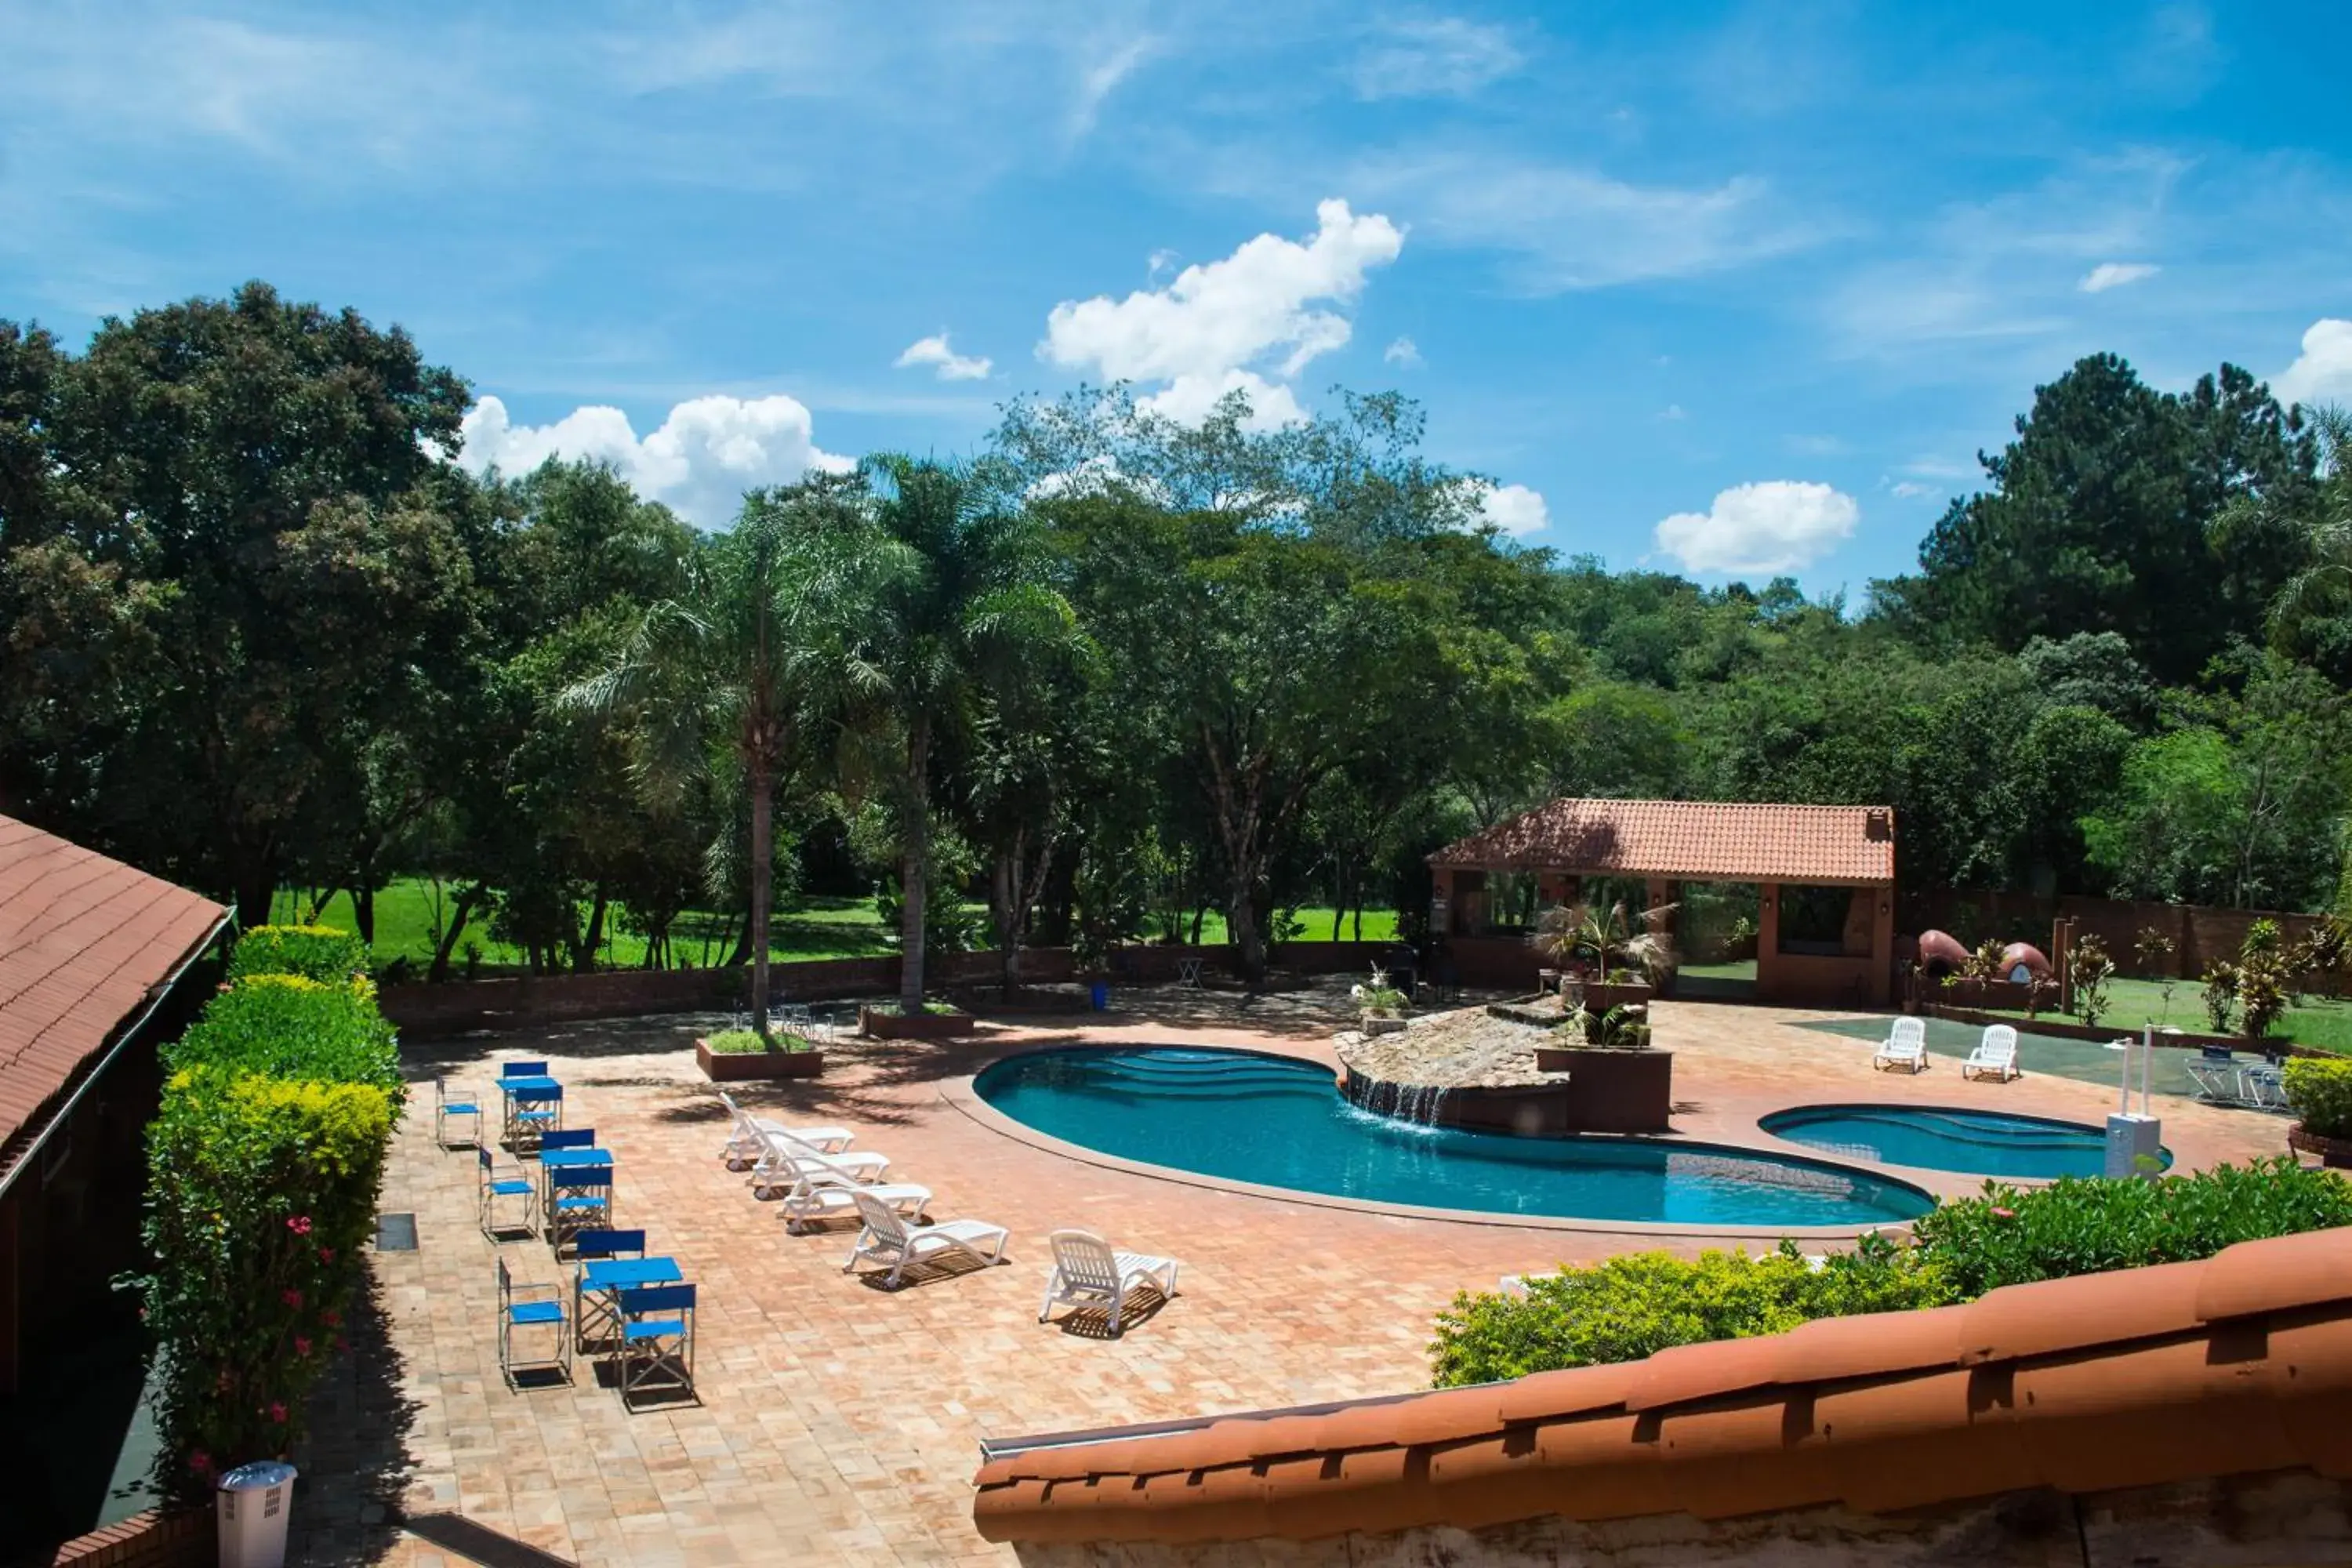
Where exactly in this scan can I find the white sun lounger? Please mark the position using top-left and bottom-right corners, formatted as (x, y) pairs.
(716, 1090), (855, 1169)
(784, 1177), (931, 1234)
(1960, 1024), (2021, 1082)
(748, 1127), (891, 1198)
(843, 1189), (1009, 1288)
(1872, 1015), (1929, 1073)
(1038, 1229), (1180, 1334)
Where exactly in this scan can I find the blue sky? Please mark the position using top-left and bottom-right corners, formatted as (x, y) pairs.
(6, 2), (2350, 593)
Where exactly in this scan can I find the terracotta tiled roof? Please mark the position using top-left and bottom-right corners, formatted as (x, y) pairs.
(972, 1227), (2352, 1544)
(0, 815), (227, 1188)
(1428, 797), (1896, 884)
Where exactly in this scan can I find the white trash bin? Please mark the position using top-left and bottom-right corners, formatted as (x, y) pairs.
(216, 1460), (298, 1568)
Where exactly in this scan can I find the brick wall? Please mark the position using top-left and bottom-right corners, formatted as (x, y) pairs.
(30, 1508), (212, 1568)
(379, 941), (1396, 1036)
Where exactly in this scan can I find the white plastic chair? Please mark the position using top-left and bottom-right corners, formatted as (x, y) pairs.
(843, 1189), (1009, 1288)
(1960, 1024), (2021, 1082)
(783, 1176), (931, 1234)
(715, 1091), (855, 1169)
(1872, 1016), (1929, 1073)
(1038, 1229), (1180, 1335)
(748, 1127), (891, 1199)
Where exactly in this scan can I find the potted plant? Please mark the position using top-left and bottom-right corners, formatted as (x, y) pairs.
(696, 1026), (824, 1082)
(1536, 901), (1673, 1012)
(2284, 1058), (2352, 1168)
(1352, 965), (1409, 1036)
(857, 999), (975, 1040)
(1536, 1003), (1650, 1069)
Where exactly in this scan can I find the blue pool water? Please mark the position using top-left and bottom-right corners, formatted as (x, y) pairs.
(1760, 1105), (2172, 1179)
(975, 1047), (1935, 1228)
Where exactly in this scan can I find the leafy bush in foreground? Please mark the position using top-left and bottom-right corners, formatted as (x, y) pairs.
(165, 974), (400, 1094)
(1430, 1236), (1946, 1388)
(227, 924), (369, 983)
(1911, 1157), (2352, 1297)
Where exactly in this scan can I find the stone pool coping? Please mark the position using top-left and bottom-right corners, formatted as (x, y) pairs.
(938, 1038), (1944, 1242)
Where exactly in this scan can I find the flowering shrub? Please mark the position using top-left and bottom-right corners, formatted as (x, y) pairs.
(226, 924), (369, 983)
(165, 973), (399, 1093)
(1351, 964), (1407, 1018)
(136, 925), (402, 1496)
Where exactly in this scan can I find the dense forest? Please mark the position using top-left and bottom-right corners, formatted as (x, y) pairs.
(4, 283), (2350, 998)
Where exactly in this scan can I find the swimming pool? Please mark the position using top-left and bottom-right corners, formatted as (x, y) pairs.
(1759, 1105), (2170, 1180)
(972, 1047), (1935, 1229)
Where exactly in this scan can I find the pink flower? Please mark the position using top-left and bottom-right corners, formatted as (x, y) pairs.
(287, 1216), (314, 1236)
(294, 1336), (312, 1357)
(318, 1247), (334, 1264)
(1991, 1206), (2017, 1220)
(189, 1450), (212, 1474)
(281, 1288), (303, 1309)
(270, 1403), (288, 1424)
(321, 1308), (340, 1327)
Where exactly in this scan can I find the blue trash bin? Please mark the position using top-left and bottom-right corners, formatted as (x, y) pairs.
(1089, 981), (1109, 1011)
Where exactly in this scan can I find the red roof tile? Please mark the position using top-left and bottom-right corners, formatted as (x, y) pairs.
(971, 1229), (2352, 1545)
(1428, 797), (1896, 884)
(0, 815), (227, 1189)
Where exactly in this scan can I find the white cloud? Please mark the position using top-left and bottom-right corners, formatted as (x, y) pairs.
(1659, 404), (1686, 422)
(459, 393), (851, 527)
(1472, 481), (1550, 537)
(1654, 481), (1857, 575)
(1352, 17), (1521, 100)
(1041, 198), (1405, 428)
(1889, 480), (1934, 499)
(1070, 35), (1156, 140)
(1383, 336), (1421, 367)
(895, 332), (993, 381)
(2080, 261), (2160, 292)
(2276, 318), (2352, 408)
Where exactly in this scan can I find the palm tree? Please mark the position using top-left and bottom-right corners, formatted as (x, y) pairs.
(2268, 407), (2352, 645)
(1535, 900), (1676, 984)
(850, 454), (1082, 1014)
(565, 478), (863, 1039)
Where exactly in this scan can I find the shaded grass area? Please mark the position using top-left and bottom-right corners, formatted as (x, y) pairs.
(1958, 974), (2352, 1055)
(273, 877), (1401, 974)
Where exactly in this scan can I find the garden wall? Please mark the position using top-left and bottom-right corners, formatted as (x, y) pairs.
(379, 941), (1400, 1036)
(1902, 891), (2337, 980)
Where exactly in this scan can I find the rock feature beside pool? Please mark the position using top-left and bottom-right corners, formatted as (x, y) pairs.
(1337, 1004), (1673, 1136)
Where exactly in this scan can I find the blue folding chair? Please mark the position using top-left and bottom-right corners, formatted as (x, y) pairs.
(615, 1283), (696, 1406)
(496, 1255), (571, 1388)
(572, 1229), (650, 1348)
(503, 1060), (550, 1078)
(546, 1164), (614, 1250)
(540, 1127), (597, 1152)
(434, 1075), (482, 1149)
(477, 1145), (538, 1240)
(511, 1083), (564, 1153)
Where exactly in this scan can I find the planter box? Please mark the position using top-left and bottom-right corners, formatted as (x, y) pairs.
(696, 1038), (825, 1081)
(2289, 1123), (2352, 1169)
(1573, 981), (1654, 1015)
(859, 1005), (975, 1040)
(1361, 1014), (1408, 1036)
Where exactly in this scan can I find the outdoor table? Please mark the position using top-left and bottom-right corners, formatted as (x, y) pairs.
(575, 1254), (682, 1349)
(538, 1145), (612, 1210)
(1177, 956), (1204, 988)
(496, 1074), (562, 1150)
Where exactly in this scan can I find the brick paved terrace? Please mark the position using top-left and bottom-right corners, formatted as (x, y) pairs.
(293, 985), (2294, 1566)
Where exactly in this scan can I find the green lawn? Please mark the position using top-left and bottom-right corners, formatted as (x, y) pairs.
(270, 877), (1399, 975)
(1970, 974), (2352, 1054)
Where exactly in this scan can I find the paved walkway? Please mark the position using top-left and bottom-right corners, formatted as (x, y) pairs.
(292, 989), (2295, 1566)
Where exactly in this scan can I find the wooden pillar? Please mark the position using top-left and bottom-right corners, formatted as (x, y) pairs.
(1757, 883), (1780, 1004)
(0, 1189), (19, 1399)
(1871, 884), (1895, 1007)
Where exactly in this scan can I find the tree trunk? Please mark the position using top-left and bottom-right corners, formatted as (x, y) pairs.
(233, 862), (277, 938)
(750, 764), (775, 1040)
(427, 884), (481, 982)
(899, 717), (932, 1013)
(575, 890), (608, 974)
(994, 851), (1020, 998)
(353, 883), (377, 947)
(1225, 862), (1265, 982)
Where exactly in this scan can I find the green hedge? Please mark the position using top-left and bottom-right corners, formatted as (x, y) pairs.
(1910, 1156), (2352, 1297)
(137, 926), (403, 1495)
(226, 924), (369, 983)
(1431, 1159), (2352, 1388)
(1431, 1237), (1944, 1388)
(165, 974), (399, 1093)
(2285, 1058), (2352, 1139)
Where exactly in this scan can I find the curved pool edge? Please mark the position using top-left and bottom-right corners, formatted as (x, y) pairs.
(939, 1041), (1940, 1242)
(1755, 1102), (2175, 1183)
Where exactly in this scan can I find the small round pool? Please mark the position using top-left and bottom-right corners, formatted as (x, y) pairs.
(973, 1047), (1934, 1229)
(1760, 1105), (2171, 1180)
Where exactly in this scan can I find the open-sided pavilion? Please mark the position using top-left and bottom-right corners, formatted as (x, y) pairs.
(1427, 797), (1898, 1007)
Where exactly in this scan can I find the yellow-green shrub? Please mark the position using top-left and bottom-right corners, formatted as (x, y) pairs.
(226, 924), (369, 982)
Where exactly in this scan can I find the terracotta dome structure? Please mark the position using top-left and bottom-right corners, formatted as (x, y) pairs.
(2001, 942), (2053, 982)
(1915, 928), (1969, 978)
